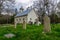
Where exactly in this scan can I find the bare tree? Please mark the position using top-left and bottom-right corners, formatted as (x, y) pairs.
(0, 0), (5, 15)
(2, 0), (15, 24)
(33, 0), (58, 33)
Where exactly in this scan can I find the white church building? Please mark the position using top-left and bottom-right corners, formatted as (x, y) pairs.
(15, 8), (39, 25)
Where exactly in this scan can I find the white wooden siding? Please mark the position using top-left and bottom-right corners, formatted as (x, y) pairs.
(15, 16), (27, 23)
(27, 10), (38, 24)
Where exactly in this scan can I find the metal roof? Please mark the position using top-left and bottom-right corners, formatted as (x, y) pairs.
(15, 9), (32, 17)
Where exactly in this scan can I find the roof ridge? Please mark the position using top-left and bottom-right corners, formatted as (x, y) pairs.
(15, 8), (32, 17)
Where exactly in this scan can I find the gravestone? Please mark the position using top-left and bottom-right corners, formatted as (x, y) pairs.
(15, 22), (17, 28)
(23, 20), (26, 29)
(35, 18), (41, 26)
(43, 15), (51, 33)
(4, 33), (15, 38)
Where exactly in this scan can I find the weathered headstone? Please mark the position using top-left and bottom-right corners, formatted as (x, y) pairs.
(35, 18), (41, 26)
(43, 15), (51, 33)
(23, 20), (26, 29)
(15, 22), (17, 28)
(37, 21), (41, 26)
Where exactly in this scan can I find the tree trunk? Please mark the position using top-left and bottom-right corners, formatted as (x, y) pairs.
(43, 15), (51, 33)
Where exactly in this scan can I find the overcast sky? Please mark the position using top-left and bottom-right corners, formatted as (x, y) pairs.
(15, 0), (32, 3)
(15, 0), (36, 9)
(15, 0), (60, 10)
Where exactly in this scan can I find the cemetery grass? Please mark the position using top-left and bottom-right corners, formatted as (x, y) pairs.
(0, 24), (60, 40)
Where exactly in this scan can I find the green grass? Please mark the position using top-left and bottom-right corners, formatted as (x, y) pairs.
(0, 24), (60, 40)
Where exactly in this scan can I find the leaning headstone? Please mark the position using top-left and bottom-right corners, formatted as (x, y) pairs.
(23, 20), (26, 29)
(15, 23), (17, 28)
(36, 18), (41, 26)
(43, 15), (51, 33)
(37, 21), (41, 26)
